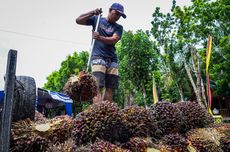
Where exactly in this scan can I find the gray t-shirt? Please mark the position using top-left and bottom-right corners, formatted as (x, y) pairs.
(86, 16), (123, 62)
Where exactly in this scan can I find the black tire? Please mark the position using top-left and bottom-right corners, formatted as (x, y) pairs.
(12, 76), (36, 122)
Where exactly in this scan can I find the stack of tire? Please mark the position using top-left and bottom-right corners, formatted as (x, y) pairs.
(0, 76), (36, 122)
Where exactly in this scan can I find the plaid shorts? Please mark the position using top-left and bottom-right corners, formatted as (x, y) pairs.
(91, 57), (119, 89)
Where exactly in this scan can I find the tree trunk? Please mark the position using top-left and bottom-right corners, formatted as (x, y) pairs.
(141, 82), (147, 108)
(201, 76), (208, 108)
(190, 48), (202, 104)
(197, 56), (208, 108)
(125, 92), (132, 107)
(196, 53), (208, 107)
(183, 59), (205, 108)
(176, 83), (184, 102)
(190, 48), (196, 73)
(196, 58), (205, 107)
(191, 48), (206, 108)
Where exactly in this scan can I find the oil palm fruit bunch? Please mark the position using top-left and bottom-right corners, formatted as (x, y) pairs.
(120, 137), (147, 152)
(120, 106), (159, 138)
(144, 137), (156, 148)
(75, 144), (92, 152)
(77, 71), (97, 101)
(63, 74), (81, 101)
(159, 133), (189, 152)
(34, 110), (47, 124)
(10, 119), (49, 152)
(186, 128), (223, 152)
(176, 101), (214, 132)
(219, 129), (230, 152)
(150, 101), (183, 135)
(213, 123), (230, 130)
(214, 124), (230, 152)
(46, 138), (77, 152)
(90, 140), (131, 152)
(64, 71), (97, 102)
(46, 115), (73, 143)
(72, 101), (125, 145)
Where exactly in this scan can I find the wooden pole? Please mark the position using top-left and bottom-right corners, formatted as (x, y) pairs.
(0, 49), (17, 152)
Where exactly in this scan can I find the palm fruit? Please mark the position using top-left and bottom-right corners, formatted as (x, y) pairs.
(34, 110), (47, 124)
(150, 101), (183, 135)
(63, 74), (81, 101)
(90, 140), (131, 152)
(220, 129), (230, 152)
(120, 106), (159, 138)
(75, 144), (92, 152)
(186, 128), (223, 152)
(159, 133), (189, 152)
(219, 129), (230, 152)
(46, 115), (73, 143)
(213, 124), (230, 152)
(10, 119), (49, 152)
(47, 138), (77, 152)
(120, 137), (147, 152)
(144, 137), (156, 148)
(10, 116), (73, 151)
(72, 101), (126, 145)
(78, 71), (97, 101)
(63, 71), (97, 102)
(176, 101), (214, 132)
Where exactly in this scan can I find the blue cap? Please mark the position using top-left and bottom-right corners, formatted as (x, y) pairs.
(110, 3), (126, 19)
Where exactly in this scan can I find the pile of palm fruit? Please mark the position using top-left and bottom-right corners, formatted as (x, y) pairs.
(63, 71), (97, 102)
(10, 100), (230, 152)
(10, 115), (73, 152)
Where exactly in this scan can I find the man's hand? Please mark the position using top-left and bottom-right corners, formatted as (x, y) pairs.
(92, 32), (120, 45)
(92, 32), (101, 40)
(76, 8), (102, 25)
(92, 8), (102, 15)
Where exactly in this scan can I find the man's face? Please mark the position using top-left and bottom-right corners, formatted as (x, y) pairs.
(108, 9), (121, 23)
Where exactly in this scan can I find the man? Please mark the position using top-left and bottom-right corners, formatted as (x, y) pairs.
(76, 3), (126, 103)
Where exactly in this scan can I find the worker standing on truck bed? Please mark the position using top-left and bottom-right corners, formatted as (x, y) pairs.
(76, 3), (126, 103)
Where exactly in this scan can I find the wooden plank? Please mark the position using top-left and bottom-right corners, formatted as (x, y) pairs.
(0, 50), (17, 152)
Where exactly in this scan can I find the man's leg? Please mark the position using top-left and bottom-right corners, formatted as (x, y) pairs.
(91, 58), (107, 104)
(93, 87), (104, 104)
(103, 88), (113, 101)
(104, 61), (119, 102)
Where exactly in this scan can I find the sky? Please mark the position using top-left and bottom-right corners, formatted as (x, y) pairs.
(0, 0), (191, 90)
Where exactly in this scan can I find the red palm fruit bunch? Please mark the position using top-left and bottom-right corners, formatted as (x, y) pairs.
(120, 106), (159, 138)
(90, 140), (131, 152)
(72, 101), (126, 145)
(10, 119), (49, 152)
(63, 71), (97, 103)
(34, 110), (47, 124)
(46, 115), (73, 143)
(176, 101), (214, 132)
(46, 138), (77, 152)
(150, 101), (183, 135)
(186, 128), (223, 152)
(159, 133), (189, 152)
(213, 123), (230, 152)
(120, 137), (148, 152)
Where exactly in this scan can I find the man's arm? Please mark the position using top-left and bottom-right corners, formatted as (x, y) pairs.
(76, 8), (102, 25)
(93, 32), (120, 45)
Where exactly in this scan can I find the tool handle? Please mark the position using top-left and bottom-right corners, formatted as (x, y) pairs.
(86, 14), (102, 72)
